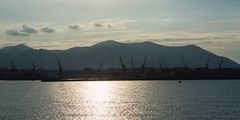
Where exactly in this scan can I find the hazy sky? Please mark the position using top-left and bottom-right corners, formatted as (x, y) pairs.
(0, 0), (240, 62)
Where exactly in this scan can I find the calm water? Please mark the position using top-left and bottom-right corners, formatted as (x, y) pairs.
(0, 80), (240, 120)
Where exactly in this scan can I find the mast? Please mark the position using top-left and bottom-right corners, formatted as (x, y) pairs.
(119, 55), (126, 72)
(181, 54), (188, 69)
(98, 59), (104, 72)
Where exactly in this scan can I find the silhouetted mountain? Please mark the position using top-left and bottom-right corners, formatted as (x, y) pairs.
(1, 44), (32, 52)
(0, 40), (239, 70)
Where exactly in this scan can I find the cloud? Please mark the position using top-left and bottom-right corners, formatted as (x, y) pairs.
(150, 36), (234, 43)
(5, 24), (39, 37)
(92, 19), (135, 29)
(68, 25), (81, 31)
(21, 24), (38, 34)
(93, 22), (117, 29)
(116, 32), (240, 47)
(5, 24), (58, 37)
(41, 27), (55, 33)
(94, 23), (105, 27)
(107, 24), (115, 28)
(6, 29), (30, 37)
(67, 19), (136, 32)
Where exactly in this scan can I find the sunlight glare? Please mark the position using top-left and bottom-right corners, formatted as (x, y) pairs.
(86, 81), (113, 102)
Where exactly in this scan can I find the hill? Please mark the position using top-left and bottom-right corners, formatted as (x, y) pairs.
(0, 40), (239, 70)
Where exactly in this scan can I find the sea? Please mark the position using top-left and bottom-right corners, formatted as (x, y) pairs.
(0, 80), (240, 120)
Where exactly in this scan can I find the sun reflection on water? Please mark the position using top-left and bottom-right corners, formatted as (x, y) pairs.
(84, 81), (115, 119)
(50, 81), (141, 119)
(86, 82), (113, 102)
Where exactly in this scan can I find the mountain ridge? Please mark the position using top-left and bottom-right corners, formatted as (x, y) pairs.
(0, 40), (239, 70)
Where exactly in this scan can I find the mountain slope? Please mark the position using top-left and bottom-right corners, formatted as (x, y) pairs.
(0, 40), (239, 70)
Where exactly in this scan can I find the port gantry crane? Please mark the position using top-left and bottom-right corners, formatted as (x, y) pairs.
(158, 58), (163, 71)
(160, 54), (168, 70)
(181, 54), (188, 69)
(10, 58), (17, 72)
(218, 57), (224, 70)
(205, 57), (210, 70)
(141, 56), (147, 72)
(98, 59), (104, 72)
(119, 55), (126, 72)
(131, 57), (135, 73)
(57, 57), (63, 79)
(30, 60), (36, 72)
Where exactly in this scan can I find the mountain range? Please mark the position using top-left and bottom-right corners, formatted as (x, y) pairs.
(0, 40), (239, 70)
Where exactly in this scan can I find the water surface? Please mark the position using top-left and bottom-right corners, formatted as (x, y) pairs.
(0, 80), (240, 120)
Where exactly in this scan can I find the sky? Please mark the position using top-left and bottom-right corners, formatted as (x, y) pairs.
(0, 0), (240, 62)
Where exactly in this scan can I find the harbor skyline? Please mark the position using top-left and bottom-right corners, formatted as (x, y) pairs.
(1, 1), (240, 119)
(0, 0), (240, 62)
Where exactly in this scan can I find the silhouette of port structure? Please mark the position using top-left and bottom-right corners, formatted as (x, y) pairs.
(0, 54), (240, 81)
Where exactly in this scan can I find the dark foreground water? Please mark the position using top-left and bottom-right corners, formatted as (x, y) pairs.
(0, 80), (240, 120)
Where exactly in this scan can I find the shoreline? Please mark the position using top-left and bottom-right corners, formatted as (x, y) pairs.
(1, 79), (240, 82)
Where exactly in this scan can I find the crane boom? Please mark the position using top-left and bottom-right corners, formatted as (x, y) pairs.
(119, 55), (126, 72)
(181, 54), (188, 69)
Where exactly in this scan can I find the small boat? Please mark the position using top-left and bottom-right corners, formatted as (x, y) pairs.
(178, 80), (182, 83)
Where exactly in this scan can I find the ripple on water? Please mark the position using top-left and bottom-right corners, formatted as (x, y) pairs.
(0, 80), (240, 120)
